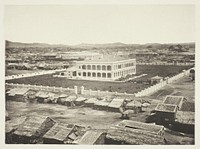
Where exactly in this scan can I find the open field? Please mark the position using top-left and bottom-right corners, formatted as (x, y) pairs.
(6, 70), (39, 76)
(6, 65), (192, 94)
(134, 65), (192, 80)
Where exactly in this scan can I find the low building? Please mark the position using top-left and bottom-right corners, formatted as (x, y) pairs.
(12, 116), (56, 144)
(5, 117), (27, 144)
(125, 100), (142, 113)
(106, 120), (165, 145)
(24, 90), (38, 103)
(93, 100), (110, 111)
(84, 98), (99, 107)
(154, 103), (178, 125)
(6, 88), (30, 102)
(61, 55), (136, 81)
(43, 124), (75, 144)
(35, 91), (49, 103)
(60, 95), (77, 106)
(74, 96), (87, 106)
(163, 95), (185, 110)
(56, 93), (69, 104)
(76, 130), (106, 145)
(107, 97), (125, 112)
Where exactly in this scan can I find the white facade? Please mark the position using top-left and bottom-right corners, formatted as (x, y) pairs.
(64, 57), (136, 81)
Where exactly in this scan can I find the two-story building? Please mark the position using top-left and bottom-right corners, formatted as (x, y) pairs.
(62, 56), (136, 81)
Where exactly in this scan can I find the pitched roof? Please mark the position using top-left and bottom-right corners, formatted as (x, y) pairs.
(108, 98), (125, 108)
(59, 93), (68, 98)
(35, 91), (49, 98)
(14, 116), (55, 137)
(77, 130), (105, 145)
(76, 97), (86, 102)
(7, 88), (30, 96)
(155, 103), (177, 113)
(107, 127), (164, 145)
(163, 95), (184, 106)
(117, 120), (164, 135)
(94, 100), (110, 106)
(43, 124), (74, 141)
(107, 120), (165, 145)
(6, 116), (26, 133)
(126, 100), (142, 108)
(84, 98), (98, 104)
(65, 95), (77, 102)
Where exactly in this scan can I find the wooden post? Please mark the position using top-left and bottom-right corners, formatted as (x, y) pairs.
(80, 86), (84, 95)
(74, 86), (78, 95)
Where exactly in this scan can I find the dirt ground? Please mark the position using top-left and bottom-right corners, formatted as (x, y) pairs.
(150, 76), (195, 101)
(6, 101), (122, 129)
(6, 100), (194, 144)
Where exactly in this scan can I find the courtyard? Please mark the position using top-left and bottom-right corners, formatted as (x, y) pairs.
(6, 65), (192, 94)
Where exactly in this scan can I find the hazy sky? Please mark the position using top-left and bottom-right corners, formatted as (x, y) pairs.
(4, 5), (195, 45)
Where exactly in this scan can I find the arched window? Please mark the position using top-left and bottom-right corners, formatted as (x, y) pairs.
(92, 72), (96, 77)
(83, 72), (86, 77)
(97, 72), (101, 77)
(107, 73), (111, 78)
(87, 65), (91, 70)
(102, 73), (106, 78)
(102, 65), (106, 70)
(82, 65), (86, 70)
(87, 72), (91, 77)
(97, 65), (101, 70)
(118, 64), (121, 69)
(107, 65), (111, 70)
(92, 65), (96, 70)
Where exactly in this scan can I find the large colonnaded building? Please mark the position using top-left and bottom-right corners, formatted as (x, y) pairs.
(62, 56), (136, 81)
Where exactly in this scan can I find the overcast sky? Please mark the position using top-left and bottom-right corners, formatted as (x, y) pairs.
(4, 5), (195, 45)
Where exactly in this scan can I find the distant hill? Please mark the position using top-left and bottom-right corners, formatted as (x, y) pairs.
(6, 40), (68, 48)
(73, 42), (138, 49)
(6, 40), (195, 52)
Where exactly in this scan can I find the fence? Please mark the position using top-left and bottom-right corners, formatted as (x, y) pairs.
(134, 68), (193, 97)
(5, 69), (66, 80)
(137, 62), (194, 66)
(82, 88), (134, 97)
(5, 83), (75, 93)
(5, 67), (193, 98)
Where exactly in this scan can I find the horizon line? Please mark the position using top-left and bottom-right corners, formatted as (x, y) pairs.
(5, 40), (195, 46)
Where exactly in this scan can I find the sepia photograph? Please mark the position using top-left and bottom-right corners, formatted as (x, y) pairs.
(3, 2), (196, 145)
